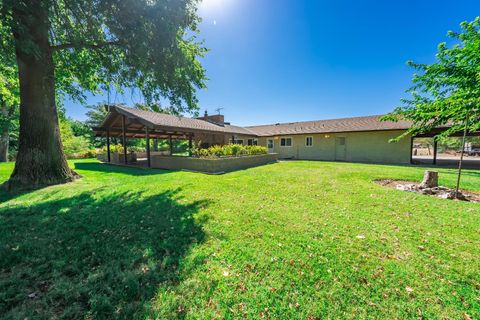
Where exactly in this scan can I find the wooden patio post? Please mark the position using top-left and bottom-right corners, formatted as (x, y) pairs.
(189, 134), (193, 157)
(145, 126), (151, 168)
(169, 135), (173, 156)
(106, 129), (111, 163)
(433, 139), (438, 165)
(122, 115), (127, 164)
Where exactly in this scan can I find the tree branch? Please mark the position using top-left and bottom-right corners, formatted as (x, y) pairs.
(51, 40), (121, 51)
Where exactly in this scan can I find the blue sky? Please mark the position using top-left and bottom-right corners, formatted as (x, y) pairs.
(64, 0), (480, 126)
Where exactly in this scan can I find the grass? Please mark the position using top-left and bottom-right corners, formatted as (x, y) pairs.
(0, 159), (479, 319)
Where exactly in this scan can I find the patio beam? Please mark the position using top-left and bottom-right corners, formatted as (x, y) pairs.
(122, 114), (127, 164)
(106, 129), (111, 163)
(189, 134), (193, 156)
(93, 127), (189, 139)
(146, 126), (151, 168)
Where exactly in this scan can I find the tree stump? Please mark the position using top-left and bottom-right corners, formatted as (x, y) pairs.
(420, 171), (438, 189)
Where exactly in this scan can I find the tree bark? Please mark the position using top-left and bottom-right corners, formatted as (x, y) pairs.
(5, 1), (78, 189)
(420, 171), (438, 189)
(0, 101), (9, 162)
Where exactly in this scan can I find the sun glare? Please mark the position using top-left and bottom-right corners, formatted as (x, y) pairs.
(199, 0), (229, 12)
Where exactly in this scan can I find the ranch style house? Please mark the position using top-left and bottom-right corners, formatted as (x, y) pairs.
(93, 105), (462, 167)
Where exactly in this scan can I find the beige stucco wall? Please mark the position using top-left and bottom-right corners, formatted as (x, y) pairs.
(258, 130), (411, 164)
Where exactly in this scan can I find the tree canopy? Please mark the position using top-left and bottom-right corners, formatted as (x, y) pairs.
(0, 0), (207, 188)
(383, 17), (480, 139)
(1, 0), (207, 110)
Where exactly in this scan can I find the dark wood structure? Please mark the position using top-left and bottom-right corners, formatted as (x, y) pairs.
(93, 105), (256, 167)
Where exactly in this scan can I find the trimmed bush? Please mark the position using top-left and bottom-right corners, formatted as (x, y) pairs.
(193, 144), (268, 158)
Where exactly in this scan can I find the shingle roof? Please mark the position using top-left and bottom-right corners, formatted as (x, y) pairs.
(108, 106), (413, 137)
(245, 115), (413, 137)
(113, 106), (255, 136)
(115, 106), (225, 132)
(222, 124), (258, 136)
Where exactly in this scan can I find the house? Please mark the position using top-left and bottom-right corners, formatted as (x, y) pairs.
(246, 115), (414, 164)
(93, 105), (418, 165)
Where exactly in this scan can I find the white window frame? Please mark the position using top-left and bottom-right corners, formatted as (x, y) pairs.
(306, 136), (313, 147)
(267, 139), (274, 149)
(280, 137), (293, 147)
(230, 139), (244, 145)
(247, 138), (258, 146)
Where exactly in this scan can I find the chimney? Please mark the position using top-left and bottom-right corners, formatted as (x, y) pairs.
(197, 110), (225, 125)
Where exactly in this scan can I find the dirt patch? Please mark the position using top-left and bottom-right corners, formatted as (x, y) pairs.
(374, 179), (480, 203)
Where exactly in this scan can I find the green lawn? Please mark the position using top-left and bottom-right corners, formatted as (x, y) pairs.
(0, 160), (479, 319)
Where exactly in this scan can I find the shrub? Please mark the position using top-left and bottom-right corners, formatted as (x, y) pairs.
(193, 144), (267, 158)
(100, 144), (124, 154)
(68, 149), (98, 159)
(99, 144), (146, 154)
(129, 146), (146, 153)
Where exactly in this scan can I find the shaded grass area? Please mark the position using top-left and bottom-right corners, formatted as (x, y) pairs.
(0, 159), (479, 319)
(0, 162), (208, 319)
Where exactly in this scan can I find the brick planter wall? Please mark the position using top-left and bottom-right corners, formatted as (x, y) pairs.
(97, 152), (137, 164)
(151, 154), (278, 174)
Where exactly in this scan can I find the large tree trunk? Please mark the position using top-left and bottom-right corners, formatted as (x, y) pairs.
(0, 102), (9, 162)
(5, 1), (77, 190)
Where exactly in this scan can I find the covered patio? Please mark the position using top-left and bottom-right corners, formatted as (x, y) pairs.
(411, 128), (480, 168)
(92, 105), (258, 168)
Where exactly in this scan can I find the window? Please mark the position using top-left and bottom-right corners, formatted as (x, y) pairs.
(247, 139), (258, 146)
(280, 138), (292, 147)
(306, 136), (313, 147)
(337, 137), (346, 146)
(267, 139), (274, 149)
(230, 139), (244, 145)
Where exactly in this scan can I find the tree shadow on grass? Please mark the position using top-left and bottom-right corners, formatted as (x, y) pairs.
(0, 161), (177, 206)
(74, 161), (175, 176)
(0, 188), (209, 319)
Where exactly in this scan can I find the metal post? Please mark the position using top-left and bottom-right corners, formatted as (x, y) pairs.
(410, 136), (414, 164)
(106, 129), (111, 163)
(455, 114), (470, 198)
(433, 140), (438, 165)
(122, 115), (127, 164)
(145, 127), (151, 168)
(169, 135), (173, 155)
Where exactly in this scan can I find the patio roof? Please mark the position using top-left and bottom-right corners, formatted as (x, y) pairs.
(93, 105), (257, 139)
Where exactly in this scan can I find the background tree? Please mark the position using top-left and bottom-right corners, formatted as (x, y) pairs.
(85, 103), (109, 129)
(0, 22), (19, 162)
(0, 65), (19, 162)
(0, 0), (207, 189)
(383, 17), (480, 196)
(134, 102), (180, 151)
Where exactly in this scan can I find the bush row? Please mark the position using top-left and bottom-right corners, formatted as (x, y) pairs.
(193, 144), (268, 158)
